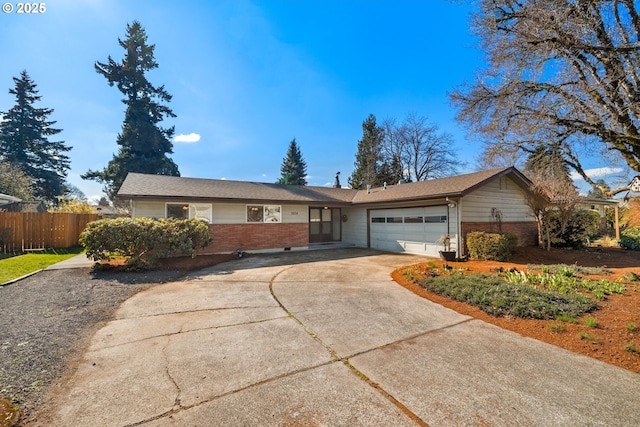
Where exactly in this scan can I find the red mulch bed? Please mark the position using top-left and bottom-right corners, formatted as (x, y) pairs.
(392, 246), (640, 374)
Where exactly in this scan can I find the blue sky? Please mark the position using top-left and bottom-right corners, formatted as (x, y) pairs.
(0, 0), (624, 201)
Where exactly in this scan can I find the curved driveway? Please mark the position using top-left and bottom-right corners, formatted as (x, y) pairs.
(47, 248), (640, 426)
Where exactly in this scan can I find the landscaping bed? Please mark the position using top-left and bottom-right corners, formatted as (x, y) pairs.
(392, 246), (640, 373)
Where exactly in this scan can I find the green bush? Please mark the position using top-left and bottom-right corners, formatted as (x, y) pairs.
(79, 217), (212, 270)
(564, 209), (600, 248)
(619, 226), (640, 251)
(546, 209), (600, 248)
(466, 231), (517, 261)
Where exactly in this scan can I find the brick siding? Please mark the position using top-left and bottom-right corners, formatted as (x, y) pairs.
(461, 221), (538, 253)
(199, 223), (310, 253)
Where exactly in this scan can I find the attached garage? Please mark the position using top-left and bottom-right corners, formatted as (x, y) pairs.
(369, 205), (457, 256)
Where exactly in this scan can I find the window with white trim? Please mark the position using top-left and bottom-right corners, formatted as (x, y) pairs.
(166, 203), (212, 223)
(247, 205), (281, 223)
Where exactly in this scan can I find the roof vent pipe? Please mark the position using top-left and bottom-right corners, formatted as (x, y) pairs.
(367, 184), (371, 194)
(383, 182), (387, 190)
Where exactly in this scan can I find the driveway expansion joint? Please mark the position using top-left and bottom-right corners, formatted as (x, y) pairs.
(345, 317), (476, 360)
(267, 265), (430, 426)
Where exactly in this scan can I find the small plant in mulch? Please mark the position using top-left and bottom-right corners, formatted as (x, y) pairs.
(547, 322), (567, 333)
(579, 332), (603, 344)
(628, 322), (638, 332)
(583, 316), (599, 328)
(556, 314), (578, 324)
(501, 269), (625, 301)
(623, 272), (640, 282)
(527, 263), (612, 276)
(624, 342), (640, 355)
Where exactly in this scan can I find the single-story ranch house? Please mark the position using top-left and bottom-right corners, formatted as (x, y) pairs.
(117, 166), (538, 258)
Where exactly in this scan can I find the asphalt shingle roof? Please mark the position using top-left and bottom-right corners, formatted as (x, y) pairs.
(117, 173), (358, 204)
(117, 167), (530, 205)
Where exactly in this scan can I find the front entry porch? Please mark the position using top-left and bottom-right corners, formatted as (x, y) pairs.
(309, 207), (342, 243)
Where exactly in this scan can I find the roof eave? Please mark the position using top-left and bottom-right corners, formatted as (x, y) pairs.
(117, 194), (352, 206)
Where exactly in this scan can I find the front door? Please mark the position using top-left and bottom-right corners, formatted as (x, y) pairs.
(309, 207), (341, 243)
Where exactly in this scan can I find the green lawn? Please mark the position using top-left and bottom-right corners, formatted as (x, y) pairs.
(0, 247), (85, 284)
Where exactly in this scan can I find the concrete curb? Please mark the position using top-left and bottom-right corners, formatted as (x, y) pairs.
(0, 269), (44, 287)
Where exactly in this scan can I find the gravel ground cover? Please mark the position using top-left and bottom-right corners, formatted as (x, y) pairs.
(0, 267), (185, 424)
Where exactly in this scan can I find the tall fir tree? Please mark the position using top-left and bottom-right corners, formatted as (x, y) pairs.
(82, 21), (179, 199)
(277, 138), (307, 185)
(0, 70), (70, 201)
(524, 144), (574, 186)
(348, 114), (384, 189)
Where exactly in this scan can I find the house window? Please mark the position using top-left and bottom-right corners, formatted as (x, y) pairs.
(247, 205), (281, 223)
(167, 203), (189, 219)
(189, 204), (213, 222)
(166, 203), (212, 223)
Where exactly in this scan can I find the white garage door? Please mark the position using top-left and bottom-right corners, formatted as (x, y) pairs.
(370, 207), (449, 256)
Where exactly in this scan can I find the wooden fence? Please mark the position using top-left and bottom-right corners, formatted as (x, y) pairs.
(0, 212), (98, 251)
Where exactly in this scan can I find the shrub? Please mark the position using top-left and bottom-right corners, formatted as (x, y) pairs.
(619, 226), (640, 251)
(546, 209), (600, 248)
(466, 231), (517, 261)
(80, 217), (212, 270)
(565, 209), (600, 248)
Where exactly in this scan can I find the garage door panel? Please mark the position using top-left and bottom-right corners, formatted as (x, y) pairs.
(370, 207), (451, 256)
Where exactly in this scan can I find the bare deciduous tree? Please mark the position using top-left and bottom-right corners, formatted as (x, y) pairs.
(525, 168), (583, 250)
(451, 0), (640, 196)
(383, 113), (462, 182)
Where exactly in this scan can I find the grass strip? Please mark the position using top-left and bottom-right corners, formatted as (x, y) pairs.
(417, 273), (598, 320)
(0, 247), (84, 284)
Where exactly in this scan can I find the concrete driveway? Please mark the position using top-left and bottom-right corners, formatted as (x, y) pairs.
(45, 248), (640, 426)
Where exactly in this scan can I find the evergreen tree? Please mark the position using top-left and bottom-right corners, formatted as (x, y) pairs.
(0, 70), (70, 201)
(348, 114), (385, 189)
(524, 144), (573, 186)
(82, 21), (179, 199)
(587, 179), (610, 200)
(277, 138), (307, 185)
(378, 156), (405, 186)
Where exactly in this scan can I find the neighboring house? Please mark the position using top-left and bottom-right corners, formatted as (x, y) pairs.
(0, 194), (48, 212)
(95, 204), (130, 218)
(581, 198), (620, 219)
(0, 193), (21, 206)
(581, 197), (621, 239)
(117, 167), (538, 257)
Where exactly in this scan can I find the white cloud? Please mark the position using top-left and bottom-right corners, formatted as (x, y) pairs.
(570, 167), (623, 181)
(174, 133), (201, 143)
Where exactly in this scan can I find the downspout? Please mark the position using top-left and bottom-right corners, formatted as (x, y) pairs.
(446, 197), (460, 254)
(456, 200), (462, 256)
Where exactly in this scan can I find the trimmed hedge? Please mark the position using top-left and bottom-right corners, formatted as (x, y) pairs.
(619, 226), (640, 251)
(79, 217), (212, 270)
(466, 231), (518, 261)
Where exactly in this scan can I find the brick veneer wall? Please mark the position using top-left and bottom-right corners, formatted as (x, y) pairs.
(461, 221), (538, 253)
(199, 223), (310, 253)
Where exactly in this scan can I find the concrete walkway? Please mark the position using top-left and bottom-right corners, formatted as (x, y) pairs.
(45, 253), (94, 270)
(44, 248), (640, 426)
